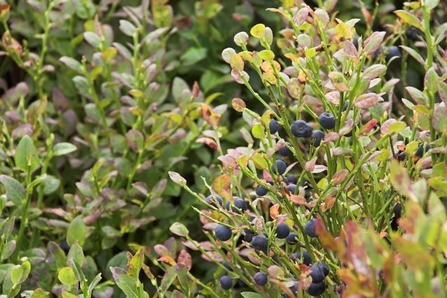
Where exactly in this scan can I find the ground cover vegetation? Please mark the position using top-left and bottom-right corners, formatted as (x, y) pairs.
(0, 0), (446, 297)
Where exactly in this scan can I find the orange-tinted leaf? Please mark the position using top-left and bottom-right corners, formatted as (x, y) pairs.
(232, 97), (246, 112)
(212, 174), (231, 194)
(158, 255), (176, 266)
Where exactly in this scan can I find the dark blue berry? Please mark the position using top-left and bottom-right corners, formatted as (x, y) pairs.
(205, 194), (223, 206)
(352, 36), (359, 49)
(307, 282), (326, 296)
(316, 262), (330, 277)
(251, 235), (268, 253)
(271, 159), (287, 175)
(290, 251), (312, 265)
(255, 184), (269, 196)
(215, 224), (232, 241)
(275, 223), (290, 239)
(226, 196), (247, 213)
(406, 27), (421, 41)
(386, 46), (401, 62)
(222, 262), (233, 271)
(243, 228), (255, 242)
(305, 218), (318, 238)
(286, 232), (299, 245)
(286, 184), (297, 194)
(278, 142), (293, 157)
(287, 175), (298, 185)
(253, 272), (268, 286)
(269, 119), (280, 134)
(309, 263), (325, 283)
(59, 240), (70, 254)
(343, 101), (349, 111)
(397, 151), (406, 161)
(415, 144), (430, 158)
(311, 130), (325, 147)
(318, 112), (335, 130)
(393, 203), (402, 218)
(220, 275), (233, 290)
(291, 120), (313, 138)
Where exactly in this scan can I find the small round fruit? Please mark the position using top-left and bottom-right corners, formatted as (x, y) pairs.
(269, 119), (280, 134)
(316, 262), (330, 276)
(318, 112), (336, 130)
(220, 275), (233, 290)
(227, 196), (247, 213)
(243, 228), (255, 242)
(271, 159), (287, 175)
(59, 240), (70, 254)
(393, 203), (402, 218)
(290, 251), (312, 265)
(286, 184), (297, 194)
(251, 235), (268, 253)
(286, 232), (298, 245)
(253, 272), (268, 286)
(291, 120), (313, 138)
(287, 175), (298, 185)
(352, 36), (359, 48)
(205, 194), (223, 206)
(309, 263), (325, 283)
(386, 46), (401, 61)
(275, 223), (290, 239)
(415, 144), (430, 158)
(215, 225), (232, 241)
(307, 282), (326, 296)
(311, 130), (325, 147)
(304, 218), (318, 238)
(278, 142), (293, 157)
(397, 151), (406, 161)
(255, 184), (269, 196)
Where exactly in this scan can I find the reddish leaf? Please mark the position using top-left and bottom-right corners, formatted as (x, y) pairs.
(177, 249), (192, 271)
(231, 97), (246, 112)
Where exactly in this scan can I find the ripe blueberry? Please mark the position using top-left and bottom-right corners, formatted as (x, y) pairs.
(397, 151), (406, 161)
(59, 240), (70, 254)
(226, 196), (247, 213)
(286, 184), (297, 194)
(286, 232), (298, 245)
(215, 224), (232, 241)
(343, 101), (349, 111)
(269, 119), (280, 134)
(253, 272), (268, 286)
(316, 262), (330, 277)
(406, 27), (421, 41)
(304, 218), (318, 238)
(415, 144), (430, 158)
(275, 223), (290, 239)
(205, 194), (223, 206)
(290, 251), (312, 265)
(311, 130), (325, 147)
(220, 275), (233, 290)
(271, 159), (287, 175)
(318, 112), (335, 130)
(287, 175), (298, 185)
(291, 120), (313, 138)
(393, 203), (402, 219)
(278, 142), (293, 157)
(352, 36), (359, 49)
(307, 281), (326, 296)
(309, 264), (325, 283)
(255, 184), (269, 196)
(386, 46), (401, 62)
(251, 235), (268, 253)
(243, 228), (255, 242)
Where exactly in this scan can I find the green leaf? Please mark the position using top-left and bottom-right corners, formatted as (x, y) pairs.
(258, 50), (275, 61)
(159, 265), (177, 294)
(47, 242), (67, 270)
(400, 45), (425, 66)
(127, 248), (144, 279)
(10, 260), (31, 285)
(424, 67), (439, 94)
(0, 175), (25, 206)
(67, 242), (85, 270)
(111, 267), (139, 298)
(58, 267), (78, 286)
(1, 240), (16, 261)
(241, 292), (265, 298)
(119, 20), (136, 36)
(172, 77), (189, 102)
(15, 135), (39, 172)
(251, 123), (265, 139)
(394, 10), (423, 30)
(60, 57), (82, 73)
(389, 121), (407, 133)
(83, 32), (101, 48)
(180, 47), (207, 66)
(168, 171), (186, 186)
(87, 273), (102, 296)
(53, 142), (77, 156)
(389, 160), (417, 202)
(30, 288), (51, 298)
(169, 222), (189, 237)
(432, 106), (447, 134)
(42, 175), (61, 195)
(426, 0), (440, 10)
(67, 216), (86, 246)
(250, 23), (266, 38)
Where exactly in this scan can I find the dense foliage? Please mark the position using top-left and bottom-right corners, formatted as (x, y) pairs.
(0, 0), (446, 297)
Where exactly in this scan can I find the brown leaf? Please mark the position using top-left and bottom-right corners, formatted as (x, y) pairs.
(331, 169), (349, 185)
(231, 97), (246, 112)
(177, 249), (192, 271)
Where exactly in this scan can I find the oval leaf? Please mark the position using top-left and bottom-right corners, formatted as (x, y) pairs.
(53, 142), (77, 156)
